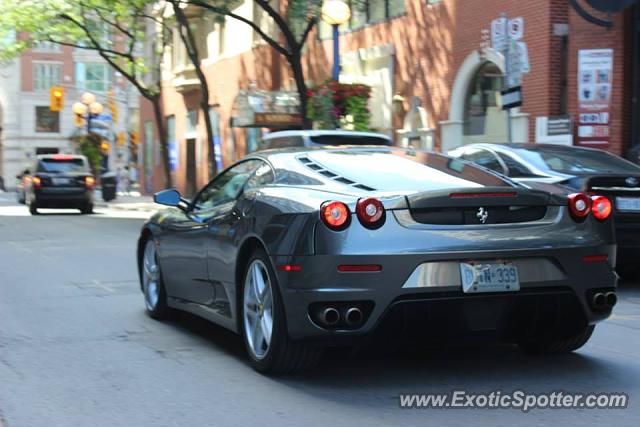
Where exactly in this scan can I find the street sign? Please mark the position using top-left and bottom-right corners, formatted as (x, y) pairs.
(94, 114), (112, 122)
(491, 16), (508, 51)
(501, 86), (523, 110)
(508, 17), (524, 40)
(508, 41), (530, 86)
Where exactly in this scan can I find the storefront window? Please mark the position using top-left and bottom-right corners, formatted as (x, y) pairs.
(464, 62), (504, 137)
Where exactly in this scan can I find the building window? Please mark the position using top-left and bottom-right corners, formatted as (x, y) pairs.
(35, 107), (60, 133)
(76, 63), (112, 92)
(318, 1), (406, 38)
(187, 110), (198, 133)
(33, 41), (60, 52)
(33, 63), (61, 91)
(464, 62), (504, 136)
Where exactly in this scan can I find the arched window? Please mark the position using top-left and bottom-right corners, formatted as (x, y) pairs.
(463, 62), (505, 140)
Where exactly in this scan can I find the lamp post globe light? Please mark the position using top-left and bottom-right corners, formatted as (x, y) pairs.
(321, 0), (351, 81)
(74, 92), (104, 136)
(74, 92), (107, 171)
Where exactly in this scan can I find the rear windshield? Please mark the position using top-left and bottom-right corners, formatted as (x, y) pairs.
(513, 148), (640, 175)
(304, 149), (512, 192)
(37, 158), (87, 173)
(264, 134), (390, 150)
(309, 135), (390, 146)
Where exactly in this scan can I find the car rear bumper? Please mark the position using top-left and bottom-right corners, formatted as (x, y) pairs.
(275, 245), (617, 341)
(613, 221), (640, 264)
(34, 188), (93, 207)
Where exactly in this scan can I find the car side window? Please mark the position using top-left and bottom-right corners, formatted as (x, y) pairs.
(461, 149), (505, 174)
(192, 160), (262, 212)
(244, 162), (275, 192)
(496, 153), (537, 178)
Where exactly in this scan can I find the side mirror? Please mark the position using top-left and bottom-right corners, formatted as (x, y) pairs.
(154, 189), (182, 207)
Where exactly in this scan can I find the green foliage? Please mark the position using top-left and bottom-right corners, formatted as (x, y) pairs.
(307, 80), (372, 131)
(0, 0), (161, 96)
(74, 134), (102, 175)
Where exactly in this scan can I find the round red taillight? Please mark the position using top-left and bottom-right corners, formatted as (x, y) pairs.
(568, 193), (591, 220)
(356, 197), (385, 229)
(591, 195), (612, 221)
(320, 201), (351, 231)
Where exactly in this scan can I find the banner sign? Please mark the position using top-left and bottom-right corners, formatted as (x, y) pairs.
(577, 49), (613, 147)
(168, 141), (179, 172)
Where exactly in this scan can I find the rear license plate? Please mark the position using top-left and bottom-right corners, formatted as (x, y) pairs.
(616, 197), (640, 212)
(460, 261), (520, 293)
(52, 177), (70, 185)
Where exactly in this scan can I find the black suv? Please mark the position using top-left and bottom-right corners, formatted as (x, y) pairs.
(25, 154), (95, 215)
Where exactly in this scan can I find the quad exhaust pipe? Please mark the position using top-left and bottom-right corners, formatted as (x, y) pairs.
(314, 305), (365, 328)
(591, 292), (617, 311)
(318, 307), (340, 326)
(344, 307), (364, 326)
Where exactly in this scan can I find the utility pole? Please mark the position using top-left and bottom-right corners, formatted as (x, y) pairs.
(502, 12), (513, 144)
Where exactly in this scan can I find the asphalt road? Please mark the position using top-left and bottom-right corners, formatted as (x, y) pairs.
(0, 192), (639, 427)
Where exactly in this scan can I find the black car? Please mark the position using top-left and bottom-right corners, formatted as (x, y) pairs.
(138, 146), (616, 374)
(449, 143), (640, 278)
(25, 154), (95, 215)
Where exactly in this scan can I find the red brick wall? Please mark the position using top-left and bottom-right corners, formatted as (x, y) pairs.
(567, 8), (627, 156)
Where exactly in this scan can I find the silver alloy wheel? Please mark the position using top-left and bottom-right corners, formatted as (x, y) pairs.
(243, 260), (274, 360)
(142, 240), (160, 311)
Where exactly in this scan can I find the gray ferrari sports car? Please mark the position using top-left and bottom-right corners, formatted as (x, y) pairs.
(137, 146), (617, 374)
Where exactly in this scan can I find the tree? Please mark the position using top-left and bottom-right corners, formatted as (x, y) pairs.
(168, 0), (218, 177)
(0, 0), (174, 187)
(183, 0), (326, 128)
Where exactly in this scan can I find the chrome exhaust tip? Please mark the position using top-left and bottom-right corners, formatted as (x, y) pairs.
(592, 293), (607, 310)
(605, 292), (617, 308)
(344, 307), (363, 326)
(320, 307), (340, 326)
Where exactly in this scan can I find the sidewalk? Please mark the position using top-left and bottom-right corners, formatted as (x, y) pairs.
(94, 190), (158, 212)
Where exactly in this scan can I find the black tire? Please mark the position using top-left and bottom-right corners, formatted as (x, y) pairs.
(141, 238), (169, 320)
(519, 325), (595, 354)
(29, 202), (38, 215)
(240, 249), (322, 374)
(80, 203), (94, 215)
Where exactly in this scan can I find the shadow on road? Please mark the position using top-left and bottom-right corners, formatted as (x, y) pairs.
(161, 308), (627, 407)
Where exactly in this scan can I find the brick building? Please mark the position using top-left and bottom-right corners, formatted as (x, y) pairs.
(0, 38), (138, 190)
(140, 0), (638, 195)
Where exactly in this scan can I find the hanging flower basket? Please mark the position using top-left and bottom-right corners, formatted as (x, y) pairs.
(306, 80), (372, 131)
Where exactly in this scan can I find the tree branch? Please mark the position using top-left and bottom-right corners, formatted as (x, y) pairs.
(298, 16), (317, 49)
(253, 0), (298, 51)
(187, 0), (291, 58)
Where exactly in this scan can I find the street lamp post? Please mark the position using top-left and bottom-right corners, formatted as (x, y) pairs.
(73, 92), (107, 172)
(321, 0), (351, 81)
(72, 92), (104, 136)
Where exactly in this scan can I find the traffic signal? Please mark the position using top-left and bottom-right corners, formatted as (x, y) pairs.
(107, 89), (118, 122)
(50, 86), (64, 112)
(100, 141), (110, 154)
(130, 131), (139, 146)
(117, 132), (126, 146)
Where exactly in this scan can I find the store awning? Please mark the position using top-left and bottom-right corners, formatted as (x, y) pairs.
(231, 89), (302, 129)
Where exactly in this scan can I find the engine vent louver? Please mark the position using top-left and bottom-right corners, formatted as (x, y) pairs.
(297, 156), (376, 191)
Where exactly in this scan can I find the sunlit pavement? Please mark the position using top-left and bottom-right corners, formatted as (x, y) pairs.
(0, 192), (639, 427)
